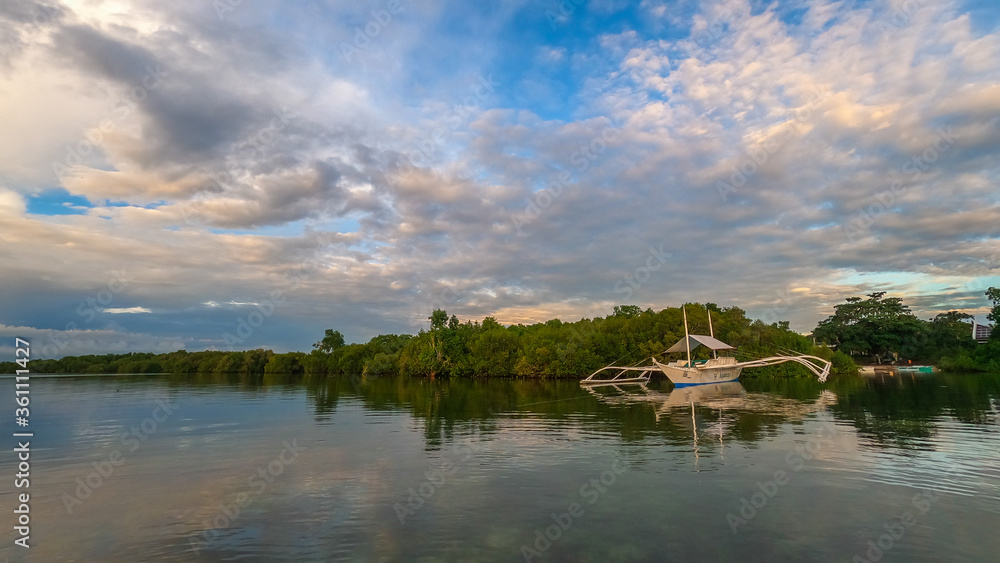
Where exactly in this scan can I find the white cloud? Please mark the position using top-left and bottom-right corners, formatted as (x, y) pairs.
(0, 322), (187, 359)
(0, 188), (26, 213)
(0, 0), (998, 355)
(103, 306), (151, 314)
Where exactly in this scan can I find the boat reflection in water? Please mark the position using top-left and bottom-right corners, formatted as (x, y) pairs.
(584, 380), (838, 464)
(584, 380), (836, 416)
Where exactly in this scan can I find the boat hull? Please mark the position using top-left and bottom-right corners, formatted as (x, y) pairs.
(654, 359), (743, 387)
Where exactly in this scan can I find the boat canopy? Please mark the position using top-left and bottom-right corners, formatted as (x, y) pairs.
(666, 334), (735, 353)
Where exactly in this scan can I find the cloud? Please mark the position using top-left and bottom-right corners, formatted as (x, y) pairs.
(103, 307), (151, 314)
(1, 0), (999, 356)
(0, 322), (187, 359)
(0, 188), (26, 213)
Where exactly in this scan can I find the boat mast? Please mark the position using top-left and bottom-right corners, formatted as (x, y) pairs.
(683, 305), (691, 367)
(707, 308), (717, 359)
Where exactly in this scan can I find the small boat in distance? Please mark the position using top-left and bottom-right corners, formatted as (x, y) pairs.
(581, 305), (831, 387)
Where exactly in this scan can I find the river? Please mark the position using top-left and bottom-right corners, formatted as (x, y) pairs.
(2, 372), (999, 562)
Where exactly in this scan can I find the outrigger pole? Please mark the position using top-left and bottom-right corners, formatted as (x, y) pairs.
(578, 364), (654, 386)
(707, 308), (717, 359)
(683, 306), (691, 368)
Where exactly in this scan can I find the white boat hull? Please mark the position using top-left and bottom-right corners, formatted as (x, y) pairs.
(654, 358), (743, 387)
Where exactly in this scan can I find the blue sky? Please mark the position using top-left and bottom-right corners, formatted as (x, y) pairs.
(1, 0), (999, 358)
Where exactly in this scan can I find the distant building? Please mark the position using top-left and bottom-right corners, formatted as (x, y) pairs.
(973, 321), (993, 344)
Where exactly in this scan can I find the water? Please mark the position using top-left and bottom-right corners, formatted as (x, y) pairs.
(2, 372), (999, 562)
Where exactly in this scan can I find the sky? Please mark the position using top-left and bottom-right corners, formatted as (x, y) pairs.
(0, 0), (999, 358)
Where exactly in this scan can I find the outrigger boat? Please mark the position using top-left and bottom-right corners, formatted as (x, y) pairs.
(581, 306), (831, 387)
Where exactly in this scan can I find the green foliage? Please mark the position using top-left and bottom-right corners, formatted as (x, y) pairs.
(808, 346), (860, 377)
(0, 349), (279, 376)
(972, 339), (1000, 372)
(830, 351), (859, 376)
(987, 287), (1000, 326)
(467, 328), (519, 377)
(814, 292), (928, 364)
(952, 289), (999, 372)
(938, 349), (980, 372)
(0, 352), (170, 375)
(918, 311), (977, 362)
(313, 329), (345, 354)
(429, 309), (449, 331)
(265, 352), (305, 375)
(27, 298), (986, 380)
(812, 290), (999, 371)
(613, 305), (642, 319)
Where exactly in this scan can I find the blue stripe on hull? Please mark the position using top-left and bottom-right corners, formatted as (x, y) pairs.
(672, 376), (740, 388)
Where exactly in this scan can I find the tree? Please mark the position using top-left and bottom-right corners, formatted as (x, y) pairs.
(429, 309), (448, 331)
(0, 302), (869, 378)
(921, 311), (976, 361)
(422, 309), (452, 369)
(482, 316), (502, 331)
(314, 329), (346, 354)
(813, 292), (924, 364)
(987, 287), (1000, 327)
(242, 349), (273, 375)
(613, 305), (642, 319)
(468, 327), (519, 377)
(265, 353), (304, 375)
(970, 287), (1000, 372)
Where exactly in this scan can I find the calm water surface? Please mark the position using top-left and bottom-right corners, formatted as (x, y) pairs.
(2, 372), (1000, 562)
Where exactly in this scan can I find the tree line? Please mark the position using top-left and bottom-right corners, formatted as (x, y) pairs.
(7, 289), (996, 377)
(3, 303), (858, 378)
(812, 289), (1000, 371)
